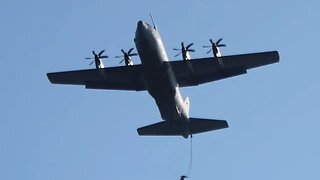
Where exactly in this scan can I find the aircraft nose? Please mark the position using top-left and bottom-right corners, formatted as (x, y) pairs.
(137, 21), (148, 31)
(137, 21), (144, 27)
(136, 21), (148, 38)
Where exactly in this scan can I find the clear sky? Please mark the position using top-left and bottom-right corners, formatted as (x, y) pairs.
(1, 0), (319, 180)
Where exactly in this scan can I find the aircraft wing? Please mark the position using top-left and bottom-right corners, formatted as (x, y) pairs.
(169, 51), (279, 87)
(47, 65), (147, 91)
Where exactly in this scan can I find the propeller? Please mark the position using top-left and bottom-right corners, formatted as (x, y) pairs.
(203, 38), (226, 56)
(115, 48), (138, 66)
(173, 42), (195, 59)
(85, 50), (108, 67)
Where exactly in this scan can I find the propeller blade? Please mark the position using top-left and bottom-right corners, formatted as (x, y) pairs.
(85, 57), (93, 60)
(216, 38), (223, 44)
(128, 48), (134, 54)
(203, 46), (211, 48)
(210, 39), (214, 44)
(92, 51), (97, 56)
(173, 48), (181, 51)
(206, 49), (212, 54)
(129, 53), (138, 56)
(100, 55), (108, 59)
(121, 49), (125, 54)
(119, 59), (125, 64)
(217, 44), (226, 47)
(187, 49), (195, 52)
(98, 50), (105, 56)
(89, 61), (95, 66)
(174, 52), (182, 57)
(186, 43), (194, 49)
(115, 55), (123, 58)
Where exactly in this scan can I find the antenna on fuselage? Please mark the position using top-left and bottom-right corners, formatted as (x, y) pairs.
(149, 13), (157, 30)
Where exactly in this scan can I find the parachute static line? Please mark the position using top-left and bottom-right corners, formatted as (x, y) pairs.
(182, 134), (193, 179)
(188, 134), (193, 176)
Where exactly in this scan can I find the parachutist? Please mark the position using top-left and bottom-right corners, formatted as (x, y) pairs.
(180, 175), (188, 180)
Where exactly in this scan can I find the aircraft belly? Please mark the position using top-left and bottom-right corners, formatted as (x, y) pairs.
(144, 66), (181, 120)
(135, 26), (187, 122)
(155, 97), (181, 120)
(139, 51), (182, 120)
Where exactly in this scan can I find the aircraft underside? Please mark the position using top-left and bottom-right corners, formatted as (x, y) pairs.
(47, 20), (279, 138)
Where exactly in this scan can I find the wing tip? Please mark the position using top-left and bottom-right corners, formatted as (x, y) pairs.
(271, 50), (280, 63)
(46, 73), (55, 84)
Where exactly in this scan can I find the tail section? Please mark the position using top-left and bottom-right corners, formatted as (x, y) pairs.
(137, 117), (228, 138)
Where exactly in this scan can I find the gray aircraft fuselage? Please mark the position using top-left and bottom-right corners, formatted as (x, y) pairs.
(134, 21), (189, 129)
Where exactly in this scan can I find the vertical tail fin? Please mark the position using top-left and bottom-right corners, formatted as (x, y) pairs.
(184, 97), (190, 117)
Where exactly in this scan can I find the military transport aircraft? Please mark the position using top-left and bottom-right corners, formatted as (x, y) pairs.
(47, 20), (279, 138)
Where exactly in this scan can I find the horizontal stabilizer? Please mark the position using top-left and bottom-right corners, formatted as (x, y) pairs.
(137, 118), (228, 138)
(189, 118), (228, 134)
(137, 121), (186, 136)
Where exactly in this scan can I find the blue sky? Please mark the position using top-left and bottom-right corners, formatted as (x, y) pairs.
(1, 0), (319, 180)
